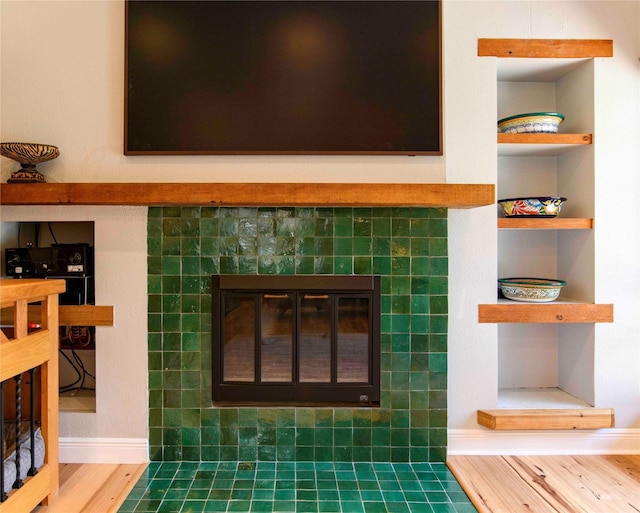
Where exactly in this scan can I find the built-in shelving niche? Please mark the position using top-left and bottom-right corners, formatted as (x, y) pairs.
(477, 38), (614, 430)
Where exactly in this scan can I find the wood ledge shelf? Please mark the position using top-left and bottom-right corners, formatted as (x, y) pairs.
(477, 408), (615, 430)
(1, 304), (114, 327)
(478, 302), (613, 323)
(498, 133), (592, 145)
(0, 182), (494, 208)
(498, 218), (593, 230)
(478, 38), (613, 58)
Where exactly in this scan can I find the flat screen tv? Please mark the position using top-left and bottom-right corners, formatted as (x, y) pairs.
(125, 0), (441, 156)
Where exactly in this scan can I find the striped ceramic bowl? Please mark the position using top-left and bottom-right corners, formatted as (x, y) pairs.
(498, 112), (564, 134)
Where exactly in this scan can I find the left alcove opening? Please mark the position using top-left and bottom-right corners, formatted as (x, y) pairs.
(1, 221), (96, 413)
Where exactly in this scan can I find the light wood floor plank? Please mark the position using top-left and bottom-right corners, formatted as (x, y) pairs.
(447, 455), (561, 513)
(83, 464), (148, 513)
(448, 455), (640, 513)
(34, 463), (147, 513)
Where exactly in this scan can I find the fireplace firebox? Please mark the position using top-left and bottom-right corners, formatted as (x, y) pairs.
(212, 275), (381, 406)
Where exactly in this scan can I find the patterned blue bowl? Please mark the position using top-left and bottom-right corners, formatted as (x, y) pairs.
(499, 278), (566, 303)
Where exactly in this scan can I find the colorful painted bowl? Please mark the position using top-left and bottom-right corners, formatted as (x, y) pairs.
(498, 278), (566, 303)
(498, 196), (567, 217)
(497, 112), (565, 134)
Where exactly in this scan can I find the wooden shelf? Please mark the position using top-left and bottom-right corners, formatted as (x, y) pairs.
(1, 305), (113, 327)
(0, 182), (495, 208)
(478, 302), (613, 323)
(498, 133), (592, 145)
(477, 408), (615, 430)
(498, 218), (592, 230)
(478, 38), (613, 59)
(498, 133), (592, 156)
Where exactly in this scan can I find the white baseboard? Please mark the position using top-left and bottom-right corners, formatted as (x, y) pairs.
(448, 428), (640, 455)
(59, 437), (148, 464)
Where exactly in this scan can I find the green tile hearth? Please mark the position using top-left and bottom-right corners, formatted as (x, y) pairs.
(148, 207), (448, 463)
(119, 461), (477, 513)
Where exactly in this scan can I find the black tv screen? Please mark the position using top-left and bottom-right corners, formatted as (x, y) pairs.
(125, 0), (441, 156)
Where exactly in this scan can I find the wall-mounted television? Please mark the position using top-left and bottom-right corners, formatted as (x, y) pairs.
(125, 0), (441, 156)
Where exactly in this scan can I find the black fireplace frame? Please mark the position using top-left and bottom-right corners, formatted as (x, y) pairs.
(212, 275), (381, 406)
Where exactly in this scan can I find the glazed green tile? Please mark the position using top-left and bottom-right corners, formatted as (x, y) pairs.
(428, 219), (447, 238)
(430, 257), (448, 276)
(296, 256), (315, 274)
(147, 256), (162, 276)
(373, 236), (391, 256)
(391, 314), (410, 334)
(334, 256), (353, 274)
(334, 237), (353, 256)
(410, 218), (429, 237)
(162, 255), (181, 275)
(391, 371), (410, 391)
(429, 335), (447, 353)
(429, 277), (448, 295)
(411, 296), (429, 314)
(429, 316), (448, 335)
(353, 217), (372, 236)
(411, 257), (429, 276)
(200, 256), (219, 276)
(334, 428), (352, 447)
(296, 428), (314, 446)
(353, 237), (372, 256)
(275, 236), (294, 255)
(391, 276), (410, 295)
(372, 217), (391, 236)
(410, 276), (429, 295)
(411, 314), (429, 334)
(429, 409), (447, 429)
(428, 238), (447, 257)
(163, 218), (182, 237)
(181, 370), (200, 389)
(429, 372), (447, 391)
(410, 353), (429, 372)
(258, 256), (276, 274)
(391, 239), (410, 258)
(334, 217), (353, 237)
(391, 218), (410, 237)
(180, 295), (198, 314)
(373, 256), (391, 275)
(314, 217), (333, 236)
(429, 296), (448, 315)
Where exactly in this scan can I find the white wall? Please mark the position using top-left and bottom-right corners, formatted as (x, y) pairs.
(446, 0), (640, 454)
(1, 0), (638, 459)
(0, 207), (148, 463)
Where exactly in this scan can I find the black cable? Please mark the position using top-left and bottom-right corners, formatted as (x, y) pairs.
(46, 223), (59, 245)
(58, 348), (82, 391)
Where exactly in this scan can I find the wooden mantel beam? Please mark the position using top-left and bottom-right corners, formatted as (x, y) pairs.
(0, 182), (495, 208)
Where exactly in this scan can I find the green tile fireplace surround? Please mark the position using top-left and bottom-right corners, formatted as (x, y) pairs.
(148, 206), (448, 463)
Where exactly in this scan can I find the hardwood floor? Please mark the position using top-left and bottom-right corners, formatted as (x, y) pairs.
(23, 456), (639, 513)
(33, 463), (147, 513)
(448, 454), (640, 513)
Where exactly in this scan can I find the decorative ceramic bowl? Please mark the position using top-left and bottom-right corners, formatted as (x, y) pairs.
(1, 142), (59, 183)
(497, 112), (565, 134)
(498, 278), (566, 303)
(498, 196), (567, 217)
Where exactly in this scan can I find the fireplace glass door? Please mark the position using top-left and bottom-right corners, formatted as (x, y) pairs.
(212, 275), (380, 405)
